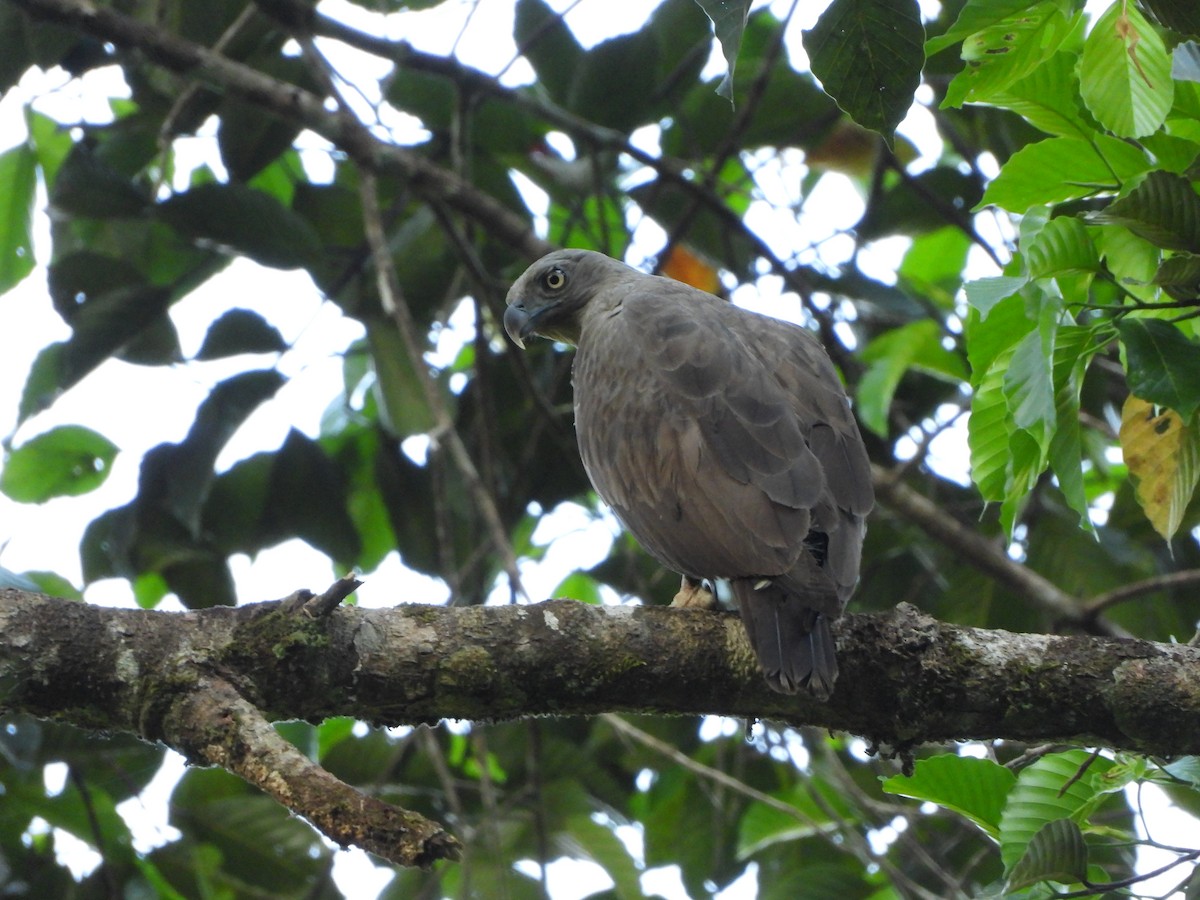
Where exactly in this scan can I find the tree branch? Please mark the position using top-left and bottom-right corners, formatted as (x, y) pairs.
(870, 464), (1125, 636)
(9, 0), (552, 261)
(4, 588), (1199, 765)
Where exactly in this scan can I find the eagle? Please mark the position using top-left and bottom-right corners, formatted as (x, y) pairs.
(503, 249), (873, 698)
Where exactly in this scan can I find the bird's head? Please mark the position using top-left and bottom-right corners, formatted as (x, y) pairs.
(504, 249), (627, 348)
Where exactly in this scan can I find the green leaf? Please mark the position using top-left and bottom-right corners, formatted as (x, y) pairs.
(804, 0), (924, 143)
(567, 29), (662, 132)
(1047, 326), (1100, 529)
(1, 425), (118, 503)
(513, 0), (583, 103)
(998, 749), (1113, 870)
(195, 309), (288, 360)
(942, 0), (1077, 108)
(968, 347), (1016, 502)
(551, 571), (603, 604)
(966, 291), (1035, 376)
(0, 141), (36, 295)
(882, 755), (1016, 840)
(1154, 252), (1200, 300)
(1088, 170), (1200, 252)
(989, 51), (1092, 138)
(964, 275), (1028, 319)
(49, 141), (150, 218)
(693, 0), (752, 101)
(561, 814), (647, 900)
(856, 320), (967, 436)
(1079, 1), (1173, 138)
(1000, 429), (1044, 535)
(1162, 756), (1200, 787)
(18, 285), (174, 422)
(156, 182), (322, 270)
(1025, 216), (1098, 277)
(978, 135), (1149, 211)
(1007, 818), (1089, 890)
(1003, 320), (1057, 452)
(366, 320), (437, 438)
(926, 0), (1064, 56)
(1096, 223), (1161, 300)
(896, 226), (972, 306)
(1117, 317), (1200, 420)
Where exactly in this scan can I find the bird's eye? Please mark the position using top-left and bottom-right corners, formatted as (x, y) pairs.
(543, 267), (566, 290)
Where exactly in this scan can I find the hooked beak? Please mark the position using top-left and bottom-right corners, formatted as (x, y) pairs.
(503, 304), (534, 350)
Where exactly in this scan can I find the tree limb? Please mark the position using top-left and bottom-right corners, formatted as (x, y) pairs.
(4, 587), (1198, 765)
(9, 0), (552, 262)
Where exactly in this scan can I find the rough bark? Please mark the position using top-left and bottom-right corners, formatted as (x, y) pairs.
(4, 586), (1198, 754)
(5, 583), (1200, 863)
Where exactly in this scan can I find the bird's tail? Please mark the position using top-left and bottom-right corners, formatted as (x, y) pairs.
(731, 579), (838, 699)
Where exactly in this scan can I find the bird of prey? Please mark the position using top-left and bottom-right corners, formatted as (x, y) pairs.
(504, 249), (873, 698)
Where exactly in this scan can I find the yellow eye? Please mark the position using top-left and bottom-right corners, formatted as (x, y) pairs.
(543, 267), (566, 290)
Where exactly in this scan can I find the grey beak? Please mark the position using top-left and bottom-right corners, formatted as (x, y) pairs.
(503, 304), (533, 349)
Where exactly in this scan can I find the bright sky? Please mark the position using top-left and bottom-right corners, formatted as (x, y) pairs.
(1, 0), (1190, 897)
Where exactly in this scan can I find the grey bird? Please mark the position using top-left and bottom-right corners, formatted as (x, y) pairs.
(503, 249), (873, 698)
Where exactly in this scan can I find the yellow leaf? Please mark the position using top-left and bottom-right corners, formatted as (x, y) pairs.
(1119, 395), (1200, 540)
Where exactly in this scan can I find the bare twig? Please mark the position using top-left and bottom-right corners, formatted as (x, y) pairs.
(1084, 570), (1200, 619)
(871, 464), (1126, 635)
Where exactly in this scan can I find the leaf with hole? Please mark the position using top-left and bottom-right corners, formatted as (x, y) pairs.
(1, 425), (118, 503)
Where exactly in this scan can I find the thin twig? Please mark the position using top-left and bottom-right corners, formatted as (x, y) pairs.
(871, 464), (1125, 635)
(288, 32), (527, 598)
(1084, 570), (1200, 618)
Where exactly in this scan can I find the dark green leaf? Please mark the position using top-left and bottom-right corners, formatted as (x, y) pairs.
(17, 284), (173, 422)
(1153, 252), (1200, 300)
(205, 430), (361, 567)
(804, 0), (924, 143)
(1117, 317), (1200, 420)
(513, 0), (583, 103)
(1, 425), (118, 503)
(196, 309), (288, 360)
(568, 30), (662, 132)
(217, 56), (312, 182)
(1007, 818), (1089, 889)
(49, 141), (150, 219)
(1143, 0), (1200, 36)
(367, 320), (437, 438)
(693, 0), (752, 100)
(1025, 215), (1098, 277)
(156, 182), (323, 270)
(1088, 170), (1200, 251)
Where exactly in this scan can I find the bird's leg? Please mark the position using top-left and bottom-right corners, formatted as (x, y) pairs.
(670, 574), (717, 609)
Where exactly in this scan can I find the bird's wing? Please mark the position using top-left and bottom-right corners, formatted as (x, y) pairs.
(574, 279), (870, 598)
